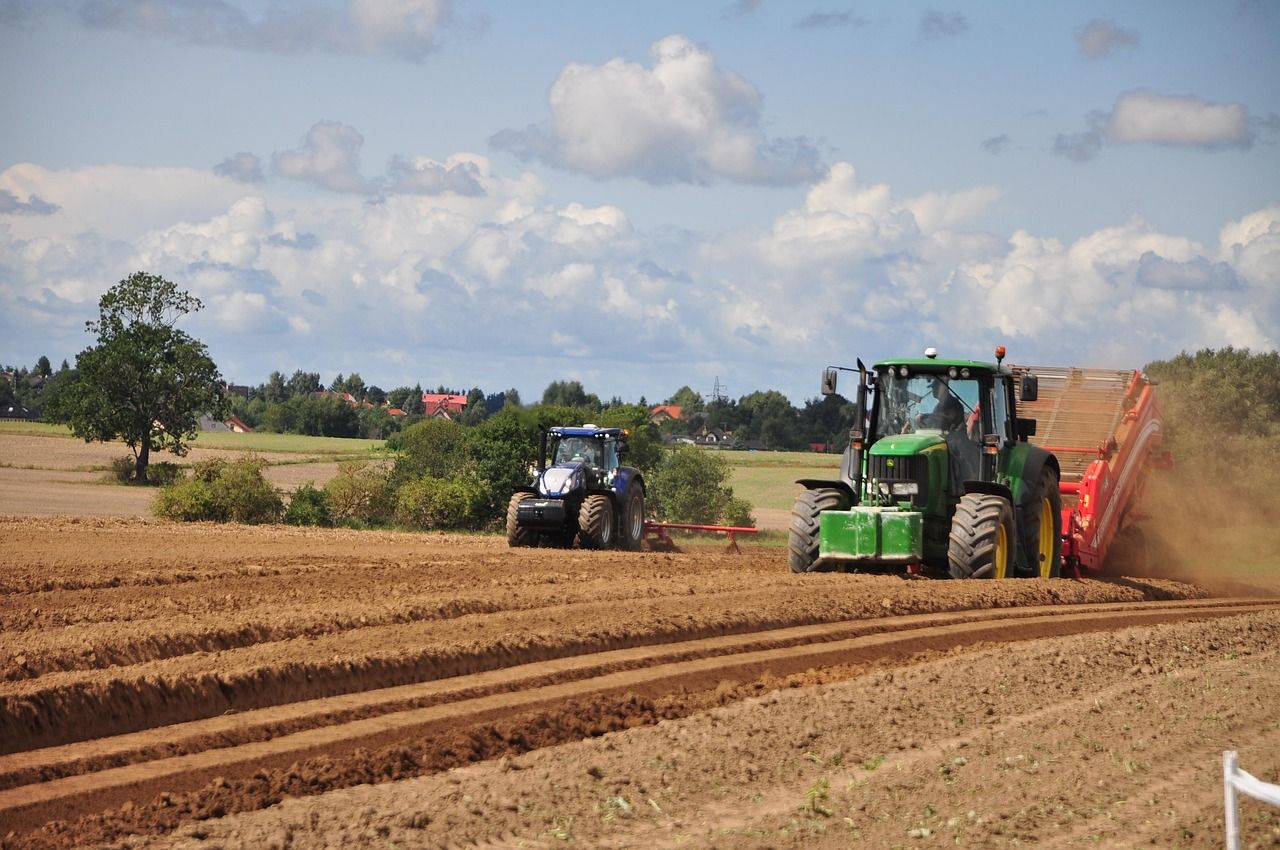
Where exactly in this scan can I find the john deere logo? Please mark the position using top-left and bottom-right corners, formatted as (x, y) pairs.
(886, 459), (895, 468)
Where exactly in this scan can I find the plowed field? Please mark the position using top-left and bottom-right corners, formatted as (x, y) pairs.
(1, 517), (1278, 849)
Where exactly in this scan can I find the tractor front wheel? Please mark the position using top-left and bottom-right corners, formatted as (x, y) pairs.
(619, 485), (645, 551)
(579, 494), (615, 549)
(948, 493), (1015, 579)
(788, 488), (850, 573)
(506, 493), (537, 548)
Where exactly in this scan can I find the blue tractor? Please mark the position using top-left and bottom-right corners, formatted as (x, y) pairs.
(507, 426), (646, 549)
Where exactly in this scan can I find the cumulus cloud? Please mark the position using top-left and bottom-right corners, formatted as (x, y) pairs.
(980, 134), (1010, 155)
(8, 0), (456, 62)
(272, 121), (371, 193)
(386, 154), (485, 196)
(919, 10), (967, 39)
(1054, 91), (1259, 161)
(490, 34), (823, 186)
(2, 154), (1276, 401)
(213, 152), (264, 184)
(1107, 90), (1252, 148)
(1075, 19), (1138, 58)
(0, 189), (59, 215)
(1135, 253), (1240, 290)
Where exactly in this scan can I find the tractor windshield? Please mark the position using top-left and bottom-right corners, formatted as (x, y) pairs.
(553, 436), (603, 467)
(874, 371), (981, 439)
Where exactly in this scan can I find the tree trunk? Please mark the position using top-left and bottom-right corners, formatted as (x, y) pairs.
(136, 443), (150, 484)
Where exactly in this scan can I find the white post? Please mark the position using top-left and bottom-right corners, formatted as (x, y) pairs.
(1225, 750), (1240, 850)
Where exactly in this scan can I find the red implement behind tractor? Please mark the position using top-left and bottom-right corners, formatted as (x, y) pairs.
(1014, 365), (1170, 575)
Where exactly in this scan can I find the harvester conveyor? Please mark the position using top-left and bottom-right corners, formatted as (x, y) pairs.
(1014, 366), (1168, 574)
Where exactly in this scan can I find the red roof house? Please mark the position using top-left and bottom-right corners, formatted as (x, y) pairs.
(649, 404), (683, 423)
(423, 393), (468, 419)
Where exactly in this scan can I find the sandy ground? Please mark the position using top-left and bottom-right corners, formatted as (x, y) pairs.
(0, 517), (1277, 849)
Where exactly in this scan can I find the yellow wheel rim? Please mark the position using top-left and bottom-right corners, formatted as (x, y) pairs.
(993, 523), (1008, 579)
(1039, 497), (1055, 578)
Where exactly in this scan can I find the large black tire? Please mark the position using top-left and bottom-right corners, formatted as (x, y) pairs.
(619, 485), (645, 551)
(506, 493), (537, 547)
(788, 488), (850, 574)
(948, 493), (1015, 579)
(578, 494), (615, 549)
(1023, 467), (1063, 578)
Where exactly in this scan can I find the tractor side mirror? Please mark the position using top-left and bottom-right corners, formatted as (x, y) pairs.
(617, 440), (629, 457)
(821, 367), (839, 396)
(1019, 373), (1039, 403)
(1015, 417), (1037, 440)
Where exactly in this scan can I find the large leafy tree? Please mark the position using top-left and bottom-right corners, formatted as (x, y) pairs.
(47, 272), (226, 483)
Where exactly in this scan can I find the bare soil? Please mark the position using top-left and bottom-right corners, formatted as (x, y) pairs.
(0, 516), (1276, 849)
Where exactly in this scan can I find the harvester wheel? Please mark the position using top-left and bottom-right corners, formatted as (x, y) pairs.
(579, 494), (615, 549)
(506, 493), (537, 548)
(948, 494), (1015, 579)
(1024, 467), (1063, 578)
(620, 485), (645, 551)
(788, 488), (850, 573)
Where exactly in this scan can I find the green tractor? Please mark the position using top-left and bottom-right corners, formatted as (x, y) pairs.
(790, 347), (1063, 579)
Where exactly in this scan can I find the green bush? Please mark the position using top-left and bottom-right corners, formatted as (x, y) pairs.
(153, 456), (282, 524)
(190, 457), (229, 483)
(723, 496), (756, 528)
(324, 461), (392, 524)
(285, 482), (332, 527)
(389, 418), (469, 483)
(210, 456), (283, 523)
(153, 478), (221, 521)
(647, 445), (754, 526)
(148, 462), (182, 486)
(393, 475), (487, 530)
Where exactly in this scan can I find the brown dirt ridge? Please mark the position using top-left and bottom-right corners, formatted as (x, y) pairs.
(0, 517), (1276, 849)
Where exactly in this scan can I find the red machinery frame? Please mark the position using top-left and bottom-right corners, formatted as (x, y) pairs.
(1023, 368), (1168, 575)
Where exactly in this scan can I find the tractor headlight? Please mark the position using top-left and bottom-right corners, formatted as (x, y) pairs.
(890, 482), (919, 496)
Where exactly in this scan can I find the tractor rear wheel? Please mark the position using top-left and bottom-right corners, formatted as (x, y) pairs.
(619, 485), (645, 551)
(579, 494), (615, 549)
(506, 493), (537, 548)
(788, 488), (850, 573)
(1024, 467), (1063, 578)
(948, 493), (1015, 579)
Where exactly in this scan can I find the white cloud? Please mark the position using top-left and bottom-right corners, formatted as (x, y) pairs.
(1107, 90), (1251, 148)
(214, 153), (264, 184)
(1056, 90), (1258, 161)
(491, 35), (822, 186)
(272, 121), (371, 193)
(1075, 19), (1139, 59)
(2, 154), (1275, 401)
(386, 154), (485, 196)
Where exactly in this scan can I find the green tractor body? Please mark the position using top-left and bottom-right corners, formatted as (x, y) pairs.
(790, 351), (1063, 579)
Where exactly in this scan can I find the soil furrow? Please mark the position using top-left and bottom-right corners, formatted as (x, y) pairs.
(0, 601), (1271, 845)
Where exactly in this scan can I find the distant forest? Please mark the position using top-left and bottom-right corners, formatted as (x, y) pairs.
(5, 348), (1278, 455)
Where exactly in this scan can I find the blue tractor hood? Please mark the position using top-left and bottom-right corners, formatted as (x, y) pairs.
(537, 462), (587, 498)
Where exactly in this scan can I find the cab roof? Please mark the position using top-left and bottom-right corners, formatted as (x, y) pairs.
(874, 358), (1012, 376)
(548, 426), (624, 438)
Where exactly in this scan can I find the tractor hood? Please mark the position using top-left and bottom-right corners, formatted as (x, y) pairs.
(537, 462), (587, 498)
(869, 433), (945, 456)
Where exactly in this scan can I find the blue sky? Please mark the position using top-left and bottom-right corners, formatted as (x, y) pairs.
(2, 0), (1278, 404)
